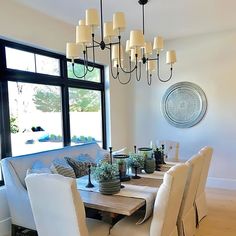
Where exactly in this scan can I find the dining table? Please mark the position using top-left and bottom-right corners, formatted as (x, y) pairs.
(76, 169), (169, 217)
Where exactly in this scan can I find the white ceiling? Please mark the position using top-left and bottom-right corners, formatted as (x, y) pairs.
(14, 0), (236, 41)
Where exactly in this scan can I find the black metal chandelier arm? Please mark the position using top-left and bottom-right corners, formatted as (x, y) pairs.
(157, 67), (173, 82)
(136, 61), (142, 81)
(72, 52), (89, 79)
(147, 70), (152, 86)
(109, 46), (119, 79)
(117, 37), (137, 74)
(156, 54), (173, 82)
(85, 37), (96, 73)
(117, 73), (132, 85)
(117, 59), (132, 85)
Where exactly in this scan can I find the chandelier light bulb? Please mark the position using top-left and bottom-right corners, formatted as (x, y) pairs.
(76, 25), (92, 45)
(86, 9), (99, 27)
(166, 50), (177, 64)
(66, 43), (80, 60)
(144, 42), (153, 55)
(112, 44), (124, 61)
(146, 60), (156, 72)
(113, 12), (126, 32)
(78, 19), (85, 26)
(104, 22), (116, 39)
(153, 36), (164, 52)
(125, 40), (131, 53)
(129, 30), (145, 49)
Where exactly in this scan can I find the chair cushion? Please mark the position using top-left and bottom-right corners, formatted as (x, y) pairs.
(65, 157), (96, 178)
(51, 158), (76, 178)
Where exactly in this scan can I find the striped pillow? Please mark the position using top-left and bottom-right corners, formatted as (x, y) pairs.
(51, 159), (76, 178)
(65, 157), (96, 178)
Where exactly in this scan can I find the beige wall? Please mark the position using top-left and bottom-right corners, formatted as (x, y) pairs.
(129, 30), (236, 187)
(0, 0), (131, 151)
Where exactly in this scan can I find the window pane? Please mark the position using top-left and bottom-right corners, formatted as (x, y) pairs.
(69, 88), (103, 146)
(36, 54), (60, 76)
(8, 82), (63, 156)
(5, 47), (35, 72)
(67, 62), (101, 83)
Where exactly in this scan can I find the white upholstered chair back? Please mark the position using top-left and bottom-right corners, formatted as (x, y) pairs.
(195, 146), (213, 223)
(177, 153), (204, 236)
(156, 140), (179, 161)
(150, 164), (189, 236)
(25, 173), (89, 236)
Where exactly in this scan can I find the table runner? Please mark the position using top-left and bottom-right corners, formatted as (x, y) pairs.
(76, 176), (158, 224)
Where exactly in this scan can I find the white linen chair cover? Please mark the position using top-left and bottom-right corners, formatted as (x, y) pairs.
(195, 146), (213, 224)
(25, 173), (110, 236)
(110, 163), (189, 236)
(156, 140), (179, 162)
(177, 153), (204, 236)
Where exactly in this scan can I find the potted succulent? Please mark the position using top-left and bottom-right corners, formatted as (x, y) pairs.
(127, 153), (145, 179)
(92, 162), (120, 195)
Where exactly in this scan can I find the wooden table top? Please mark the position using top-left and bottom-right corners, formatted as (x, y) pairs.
(79, 175), (163, 216)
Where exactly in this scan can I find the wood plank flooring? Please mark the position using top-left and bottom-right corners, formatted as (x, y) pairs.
(196, 188), (236, 236)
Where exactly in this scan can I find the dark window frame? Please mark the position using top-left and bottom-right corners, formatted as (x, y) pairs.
(0, 39), (107, 186)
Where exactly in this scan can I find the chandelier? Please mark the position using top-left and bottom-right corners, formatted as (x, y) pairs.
(66, 0), (177, 85)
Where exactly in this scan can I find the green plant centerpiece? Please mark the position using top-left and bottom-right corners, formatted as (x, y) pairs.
(127, 153), (145, 179)
(92, 162), (120, 195)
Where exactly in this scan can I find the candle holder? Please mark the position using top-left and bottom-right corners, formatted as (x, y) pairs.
(113, 154), (130, 183)
(132, 166), (141, 179)
(86, 164), (94, 188)
(109, 147), (113, 164)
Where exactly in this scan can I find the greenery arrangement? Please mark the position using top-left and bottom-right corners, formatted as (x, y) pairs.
(127, 153), (145, 169)
(92, 162), (119, 182)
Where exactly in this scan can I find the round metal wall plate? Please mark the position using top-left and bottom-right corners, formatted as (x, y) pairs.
(161, 82), (207, 128)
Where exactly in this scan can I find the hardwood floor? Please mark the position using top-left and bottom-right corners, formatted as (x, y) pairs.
(196, 188), (236, 236)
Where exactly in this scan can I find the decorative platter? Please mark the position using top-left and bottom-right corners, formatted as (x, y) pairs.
(161, 82), (207, 128)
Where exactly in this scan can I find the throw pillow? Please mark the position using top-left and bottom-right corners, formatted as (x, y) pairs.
(51, 158), (76, 178)
(65, 157), (96, 178)
(95, 149), (110, 164)
(76, 153), (95, 163)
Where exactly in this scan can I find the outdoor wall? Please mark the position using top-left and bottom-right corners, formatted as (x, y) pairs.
(129, 29), (236, 189)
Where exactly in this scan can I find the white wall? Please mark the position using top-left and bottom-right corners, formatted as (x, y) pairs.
(129, 29), (236, 189)
(0, 188), (11, 236)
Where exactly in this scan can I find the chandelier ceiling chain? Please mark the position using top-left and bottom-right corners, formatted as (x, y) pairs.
(66, 0), (177, 85)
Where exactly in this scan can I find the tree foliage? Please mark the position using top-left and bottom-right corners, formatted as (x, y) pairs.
(33, 86), (100, 112)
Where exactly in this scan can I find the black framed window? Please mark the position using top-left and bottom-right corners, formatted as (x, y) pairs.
(0, 39), (107, 185)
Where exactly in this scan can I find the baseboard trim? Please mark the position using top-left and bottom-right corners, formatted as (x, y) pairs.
(207, 177), (236, 190)
(0, 217), (11, 236)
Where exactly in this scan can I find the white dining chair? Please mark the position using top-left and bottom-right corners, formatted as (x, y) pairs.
(177, 152), (204, 236)
(25, 173), (111, 236)
(195, 146), (213, 224)
(110, 163), (189, 236)
(156, 140), (179, 162)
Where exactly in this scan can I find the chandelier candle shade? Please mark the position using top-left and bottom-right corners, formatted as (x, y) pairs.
(66, 0), (177, 85)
